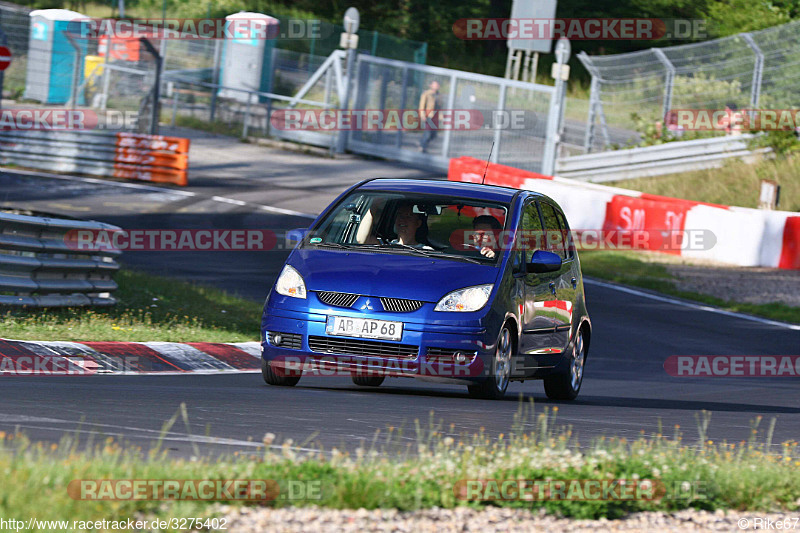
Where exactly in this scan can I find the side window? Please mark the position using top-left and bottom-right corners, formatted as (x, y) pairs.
(521, 201), (544, 264)
(540, 202), (567, 259)
(555, 209), (574, 259)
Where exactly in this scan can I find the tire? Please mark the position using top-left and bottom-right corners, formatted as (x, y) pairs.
(544, 329), (586, 401)
(351, 375), (385, 387)
(467, 324), (514, 400)
(261, 357), (301, 387)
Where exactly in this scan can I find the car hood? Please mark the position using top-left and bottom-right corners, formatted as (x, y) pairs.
(288, 248), (501, 302)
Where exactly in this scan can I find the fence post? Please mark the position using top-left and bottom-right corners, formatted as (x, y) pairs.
(492, 84), (505, 163)
(335, 47), (357, 153)
(742, 33), (764, 111)
(439, 72), (457, 159)
(652, 48), (675, 121)
(210, 38), (222, 121)
(243, 91), (253, 138)
(171, 81), (179, 126)
(101, 41), (111, 110)
(139, 38), (162, 135)
(584, 77), (600, 153)
(64, 32), (82, 110)
(541, 40), (569, 175)
(396, 66), (408, 149)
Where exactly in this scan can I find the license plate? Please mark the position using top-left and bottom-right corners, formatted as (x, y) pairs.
(326, 316), (403, 341)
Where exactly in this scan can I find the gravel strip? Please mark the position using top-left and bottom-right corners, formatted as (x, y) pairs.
(665, 264), (800, 308)
(216, 506), (787, 532)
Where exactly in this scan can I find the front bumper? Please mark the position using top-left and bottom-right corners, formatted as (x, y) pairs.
(261, 308), (493, 383)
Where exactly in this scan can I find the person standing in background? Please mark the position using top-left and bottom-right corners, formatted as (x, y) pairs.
(418, 81), (440, 153)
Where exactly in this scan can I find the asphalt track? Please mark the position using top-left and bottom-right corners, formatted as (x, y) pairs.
(0, 168), (798, 456)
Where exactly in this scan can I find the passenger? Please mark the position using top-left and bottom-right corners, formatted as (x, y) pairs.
(472, 215), (503, 258)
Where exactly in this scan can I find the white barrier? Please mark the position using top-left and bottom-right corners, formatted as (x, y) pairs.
(449, 157), (799, 270)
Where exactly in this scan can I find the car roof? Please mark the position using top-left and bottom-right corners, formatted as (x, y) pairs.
(357, 178), (532, 203)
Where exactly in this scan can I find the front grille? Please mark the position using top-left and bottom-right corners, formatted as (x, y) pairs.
(308, 335), (418, 359)
(379, 297), (424, 312)
(266, 331), (303, 350)
(317, 291), (360, 308)
(426, 347), (477, 362)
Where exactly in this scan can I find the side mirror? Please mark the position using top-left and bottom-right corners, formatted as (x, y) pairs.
(526, 250), (562, 274)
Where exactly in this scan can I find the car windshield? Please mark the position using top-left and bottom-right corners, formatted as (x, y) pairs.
(304, 191), (509, 264)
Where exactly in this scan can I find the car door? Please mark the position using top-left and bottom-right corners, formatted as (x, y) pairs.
(540, 201), (576, 352)
(517, 200), (560, 367)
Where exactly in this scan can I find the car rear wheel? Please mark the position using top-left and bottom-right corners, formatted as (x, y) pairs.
(544, 329), (585, 401)
(351, 375), (385, 387)
(262, 358), (301, 387)
(467, 324), (513, 400)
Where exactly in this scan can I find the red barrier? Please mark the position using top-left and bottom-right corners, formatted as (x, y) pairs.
(778, 217), (800, 270)
(602, 195), (690, 254)
(448, 157), (552, 188)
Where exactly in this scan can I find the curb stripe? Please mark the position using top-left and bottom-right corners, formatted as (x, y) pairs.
(144, 342), (235, 371)
(0, 339), (261, 375)
(37, 341), (128, 372)
(186, 342), (261, 369)
(79, 342), (184, 372)
(13, 341), (91, 373)
(0, 339), (50, 371)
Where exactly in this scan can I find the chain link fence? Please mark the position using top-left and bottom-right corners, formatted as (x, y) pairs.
(578, 19), (800, 152)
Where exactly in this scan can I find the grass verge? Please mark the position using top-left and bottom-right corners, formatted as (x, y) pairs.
(1, 404), (797, 530)
(579, 251), (800, 324)
(603, 154), (800, 212)
(0, 269), (261, 342)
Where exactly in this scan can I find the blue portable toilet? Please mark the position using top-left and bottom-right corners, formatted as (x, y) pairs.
(219, 12), (278, 103)
(24, 9), (88, 104)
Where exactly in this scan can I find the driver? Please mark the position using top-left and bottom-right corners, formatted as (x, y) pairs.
(392, 203), (433, 249)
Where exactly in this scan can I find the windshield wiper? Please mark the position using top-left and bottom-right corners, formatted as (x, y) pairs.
(310, 242), (356, 250)
(377, 242), (487, 264)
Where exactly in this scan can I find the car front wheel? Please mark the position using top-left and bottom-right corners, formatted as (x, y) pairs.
(262, 357), (301, 387)
(468, 324), (513, 400)
(351, 374), (385, 387)
(544, 329), (585, 401)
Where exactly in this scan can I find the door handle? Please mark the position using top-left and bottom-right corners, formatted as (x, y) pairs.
(549, 281), (556, 295)
(571, 277), (577, 289)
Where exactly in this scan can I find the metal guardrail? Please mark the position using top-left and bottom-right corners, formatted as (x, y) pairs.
(0, 211), (121, 307)
(555, 134), (769, 182)
(0, 130), (190, 186)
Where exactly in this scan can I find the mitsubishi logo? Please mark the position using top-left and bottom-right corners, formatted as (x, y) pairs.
(360, 299), (374, 310)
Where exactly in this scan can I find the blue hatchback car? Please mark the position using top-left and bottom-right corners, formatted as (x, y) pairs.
(261, 178), (591, 400)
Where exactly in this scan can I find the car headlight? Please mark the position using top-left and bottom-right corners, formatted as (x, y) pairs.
(434, 284), (493, 312)
(275, 265), (306, 299)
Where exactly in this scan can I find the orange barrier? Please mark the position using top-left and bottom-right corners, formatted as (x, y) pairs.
(112, 133), (190, 186)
